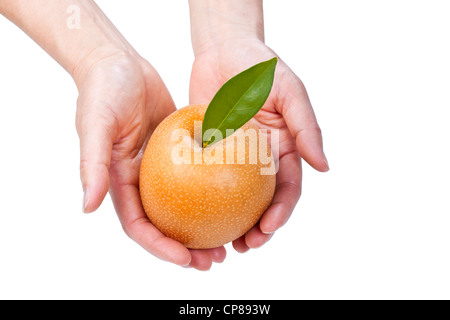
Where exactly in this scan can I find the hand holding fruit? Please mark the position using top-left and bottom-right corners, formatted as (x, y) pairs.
(189, 1), (329, 253)
(1, 0), (329, 271)
(78, 54), (231, 270)
(75, 52), (195, 265)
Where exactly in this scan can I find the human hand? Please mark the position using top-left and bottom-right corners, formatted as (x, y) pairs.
(189, 39), (329, 252)
(75, 52), (226, 270)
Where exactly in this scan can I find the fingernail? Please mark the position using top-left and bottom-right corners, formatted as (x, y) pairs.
(82, 188), (90, 213)
(323, 154), (330, 171)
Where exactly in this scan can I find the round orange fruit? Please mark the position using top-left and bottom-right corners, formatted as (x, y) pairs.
(139, 105), (276, 249)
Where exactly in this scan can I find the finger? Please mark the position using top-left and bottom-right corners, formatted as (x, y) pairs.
(259, 151), (302, 234)
(278, 74), (329, 172)
(232, 236), (250, 253)
(109, 167), (191, 266)
(204, 246), (227, 263)
(188, 250), (213, 271)
(76, 113), (114, 213)
(245, 224), (274, 249)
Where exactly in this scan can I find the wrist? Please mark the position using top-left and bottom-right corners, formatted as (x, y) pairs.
(70, 44), (140, 88)
(61, 2), (141, 87)
(189, 0), (265, 57)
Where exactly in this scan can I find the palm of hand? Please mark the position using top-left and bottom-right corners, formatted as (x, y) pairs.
(190, 40), (328, 252)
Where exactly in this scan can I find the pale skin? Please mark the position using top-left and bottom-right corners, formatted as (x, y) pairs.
(0, 0), (328, 271)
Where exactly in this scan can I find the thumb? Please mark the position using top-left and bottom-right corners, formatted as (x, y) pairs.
(76, 114), (114, 213)
(280, 77), (329, 172)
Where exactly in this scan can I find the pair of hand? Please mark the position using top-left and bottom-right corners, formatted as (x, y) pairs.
(77, 39), (328, 271)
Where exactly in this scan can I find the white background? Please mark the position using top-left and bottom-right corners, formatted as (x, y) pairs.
(0, 0), (449, 300)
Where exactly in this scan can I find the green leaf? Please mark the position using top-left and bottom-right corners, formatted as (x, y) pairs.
(202, 57), (278, 147)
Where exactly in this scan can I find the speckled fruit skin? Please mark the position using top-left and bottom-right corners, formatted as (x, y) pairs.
(139, 105), (276, 249)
